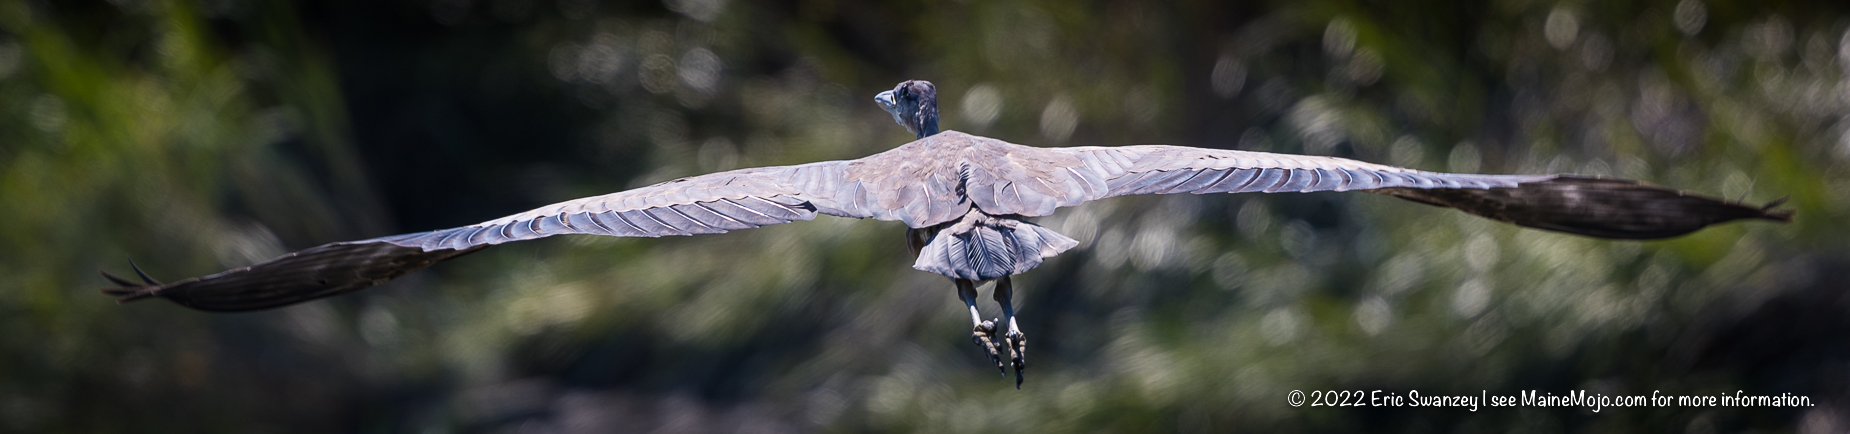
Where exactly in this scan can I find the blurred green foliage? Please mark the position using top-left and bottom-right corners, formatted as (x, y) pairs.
(0, 0), (1845, 432)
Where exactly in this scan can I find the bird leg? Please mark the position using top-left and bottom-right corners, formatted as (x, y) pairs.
(957, 278), (1005, 373)
(994, 276), (1027, 388)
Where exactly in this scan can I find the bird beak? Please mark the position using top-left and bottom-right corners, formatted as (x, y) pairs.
(875, 90), (915, 134)
(875, 90), (897, 111)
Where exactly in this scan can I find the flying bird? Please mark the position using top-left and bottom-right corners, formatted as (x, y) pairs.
(103, 80), (1790, 387)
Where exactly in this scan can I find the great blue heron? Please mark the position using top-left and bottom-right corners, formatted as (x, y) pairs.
(103, 80), (1789, 388)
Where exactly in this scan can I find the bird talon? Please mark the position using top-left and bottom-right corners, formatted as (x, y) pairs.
(972, 320), (1004, 372)
(1006, 331), (1027, 388)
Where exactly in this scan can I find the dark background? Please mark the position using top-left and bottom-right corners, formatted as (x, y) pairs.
(0, 0), (1844, 432)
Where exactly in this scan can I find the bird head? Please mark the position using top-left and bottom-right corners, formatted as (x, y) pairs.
(876, 80), (939, 139)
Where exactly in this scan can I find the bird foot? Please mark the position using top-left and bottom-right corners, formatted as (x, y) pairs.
(971, 320), (1005, 374)
(1005, 330), (1027, 389)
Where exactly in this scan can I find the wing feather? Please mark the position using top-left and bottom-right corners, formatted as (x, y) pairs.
(106, 159), (880, 311)
(1022, 143), (1784, 239)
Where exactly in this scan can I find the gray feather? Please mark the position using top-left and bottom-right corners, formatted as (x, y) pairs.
(913, 210), (1079, 281)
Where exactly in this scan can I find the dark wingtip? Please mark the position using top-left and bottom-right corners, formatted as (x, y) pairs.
(98, 269), (158, 303)
(98, 269), (138, 287)
(127, 259), (162, 285)
(1759, 197), (1794, 222)
(1379, 176), (1794, 240)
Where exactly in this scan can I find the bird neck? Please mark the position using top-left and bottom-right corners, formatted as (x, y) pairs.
(917, 118), (939, 139)
(915, 98), (940, 139)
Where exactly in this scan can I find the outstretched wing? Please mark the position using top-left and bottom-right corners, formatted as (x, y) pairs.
(989, 143), (1787, 239)
(103, 160), (872, 311)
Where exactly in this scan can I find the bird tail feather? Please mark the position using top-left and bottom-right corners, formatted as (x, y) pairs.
(913, 211), (1078, 281)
